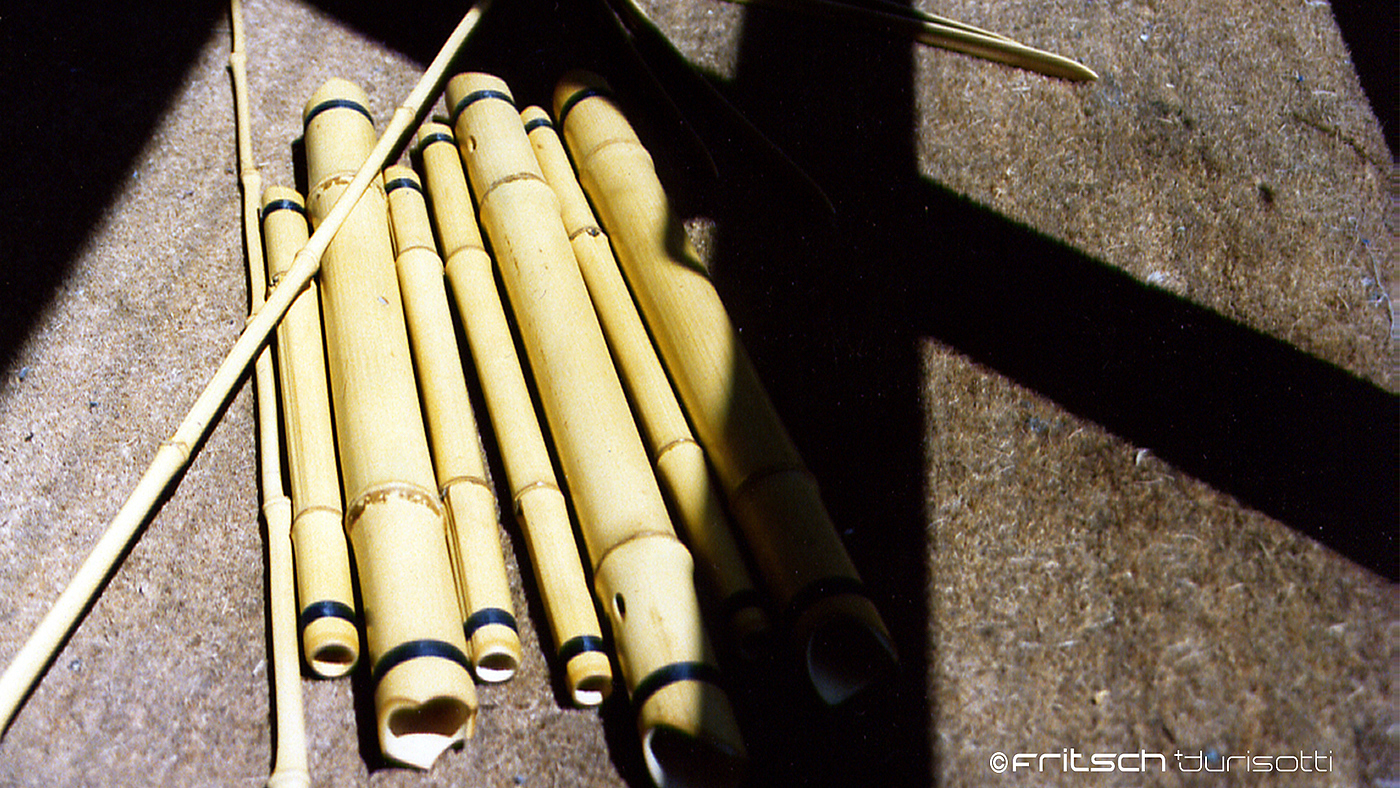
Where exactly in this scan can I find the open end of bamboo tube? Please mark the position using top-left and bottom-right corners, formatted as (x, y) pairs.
(637, 681), (747, 788)
(468, 625), (521, 683)
(303, 620), (359, 678)
(564, 650), (615, 707)
(795, 593), (897, 706)
(374, 657), (476, 769)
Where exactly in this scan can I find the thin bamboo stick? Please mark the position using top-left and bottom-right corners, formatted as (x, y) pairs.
(229, 2), (309, 785)
(414, 121), (613, 707)
(451, 73), (745, 788)
(0, 2), (492, 737)
(303, 78), (475, 770)
(262, 187), (359, 679)
(384, 164), (522, 683)
(522, 106), (770, 657)
(554, 71), (897, 706)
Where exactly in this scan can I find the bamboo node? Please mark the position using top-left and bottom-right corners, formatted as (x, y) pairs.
(345, 483), (444, 533)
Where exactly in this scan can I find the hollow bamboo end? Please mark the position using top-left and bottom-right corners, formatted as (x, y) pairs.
(794, 593), (898, 706)
(564, 649), (615, 707)
(374, 657), (477, 769)
(467, 625), (522, 683)
(637, 679), (747, 788)
(302, 617), (360, 679)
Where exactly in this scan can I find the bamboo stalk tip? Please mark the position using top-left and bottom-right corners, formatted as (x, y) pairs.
(520, 105), (551, 127)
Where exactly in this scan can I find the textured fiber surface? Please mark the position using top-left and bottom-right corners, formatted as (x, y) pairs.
(0, 1), (1393, 787)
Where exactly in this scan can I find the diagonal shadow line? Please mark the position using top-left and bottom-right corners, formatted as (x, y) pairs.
(0, 0), (229, 378)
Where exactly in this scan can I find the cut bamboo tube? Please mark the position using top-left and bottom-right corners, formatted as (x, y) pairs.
(555, 72), (897, 706)
(450, 73), (745, 788)
(383, 165), (522, 683)
(261, 188), (359, 679)
(229, 1), (309, 783)
(414, 121), (613, 707)
(0, 3), (489, 739)
(522, 106), (770, 657)
(303, 79), (475, 769)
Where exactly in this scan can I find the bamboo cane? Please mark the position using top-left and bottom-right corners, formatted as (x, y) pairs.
(450, 73), (745, 788)
(262, 187), (360, 679)
(303, 78), (475, 769)
(413, 121), (613, 707)
(383, 164), (522, 683)
(521, 106), (770, 657)
(0, 2), (491, 737)
(229, 2), (309, 784)
(554, 71), (897, 706)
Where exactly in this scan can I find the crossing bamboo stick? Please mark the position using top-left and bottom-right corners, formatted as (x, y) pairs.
(522, 106), (770, 657)
(554, 71), (897, 706)
(262, 187), (359, 679)
(0, 2), (491, 738)
(414, 121), (613, 707)
(229, 2), (309, 784)
(451, 73), (745, 788)
(303, 78), (475, 770)
(384, 165), (522, 683)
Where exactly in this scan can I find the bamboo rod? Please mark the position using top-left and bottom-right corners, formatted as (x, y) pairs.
(554, 72), (897, 706)
(451, 73), (745, 788)
(303, 78), (476, 770)
(229, 2), (309, 785)
(522, 106), (770, 657)
(414, 122), (613, 707)
(384, 165), (522, 683)
(0, 2), (491, 737)
(262, 187), (359, 679)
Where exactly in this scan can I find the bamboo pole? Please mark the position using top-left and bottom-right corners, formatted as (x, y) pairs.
(0, 2), (491, 737)
(229, 2), (309, 785)
(262, 187), (359, 679)
(450, 73), (745, 788)
(302, 78), (476, 770)
(554, 71), (897, 706)
(383, 165), (522, 683)
(414, 122), (613, 707)
(522, 106), (770, 657)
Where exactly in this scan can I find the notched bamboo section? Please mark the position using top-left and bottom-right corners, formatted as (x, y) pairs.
(384, 164), (522, 683)
(522, 106), (770, 658)
(451, 73), (745, 788)
(303, 78), (475, 769)
(414, 121), (613, 707)
(554, 71), (897, 707)
(261, 187), (359, 678)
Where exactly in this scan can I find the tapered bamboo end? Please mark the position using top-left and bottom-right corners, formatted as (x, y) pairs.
(637, 679), (747, 788)
(794, 592), (898, 706)
(374, 657), (477, 770)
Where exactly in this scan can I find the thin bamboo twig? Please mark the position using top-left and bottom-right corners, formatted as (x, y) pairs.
(229, 2), (310, 786)
(0, 0), (493, 737)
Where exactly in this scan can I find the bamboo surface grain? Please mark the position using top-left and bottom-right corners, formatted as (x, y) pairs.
(0, 1), (1393, 787)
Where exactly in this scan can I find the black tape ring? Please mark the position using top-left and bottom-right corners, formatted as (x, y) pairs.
(463, 608), (519, 639)
(304, 97), (374, 128)
(630, 661), (723, 710)
(371, 639), (471, 687)
(556, 86), (613, 130)
(298, 600), (356, 632)
(449, 89), (515, 127)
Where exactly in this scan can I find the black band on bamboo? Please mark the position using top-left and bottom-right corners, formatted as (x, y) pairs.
(261, 198), (306, 219)
(450, 89), (514, 127)
(298, 600), (356, 632)
(782, 576), (867, 625)
(463, 608), (518, 639)
(556, 86), (612, 131)
(416, 130), (455, 153)
(558, 634), (606, 664)
(383, 176), (422, 194)
(522, 115), (553, 134)
(370, 639), (472, 687)
(304, 97), (374, 128)
(631, 661), (724, 709)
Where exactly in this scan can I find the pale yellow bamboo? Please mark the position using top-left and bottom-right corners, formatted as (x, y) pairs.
(451, 74), (745, 788)
(414, 121), (612, 707)
(229, 2), (309, 784)
(522, 106), (770, 656)
(555, 72), (897, 706)
(262, 187), (359, 679)
(304, 79), (475, 770)
(383, 164), (522, 683)
(0, 2), (490, 738)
